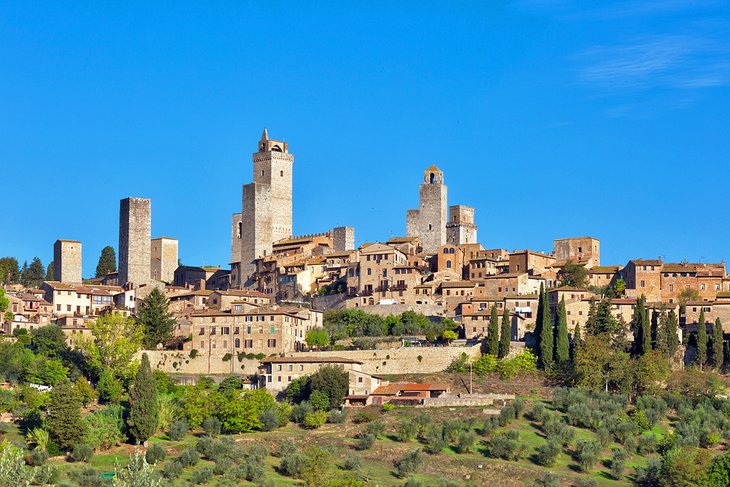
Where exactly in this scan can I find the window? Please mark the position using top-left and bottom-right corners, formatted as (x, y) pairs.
(640, 280), (645, 288)
(280, 170), (283, 177)
(277, 365), (282, 371)
(235, 338), (240, 348)
(446, 261), (452, 269)
(367, 268), (372, 276)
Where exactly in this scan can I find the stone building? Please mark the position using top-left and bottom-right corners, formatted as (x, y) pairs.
(232, 129), (295, 288)
(150, 237), (178, 283)
(553, 237), (600, 267)
(621, 259), (662, 301)
(508, 250), (556, 276)
(406, 166), (447, 254)
(119, 197), (152, 286)
(333, 226), (355, 251)
(446, 205), (478, 245)
(53, 239), (82, 284)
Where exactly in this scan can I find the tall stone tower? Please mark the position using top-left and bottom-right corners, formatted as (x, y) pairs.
(119, 197), (152, 286)
(333, 226), (355, 251)
(446, 205), (478, 245)
(406, 166), (448, 254)
(150, 237), (178, 283)
(53, 239), (82, 283)
(232, 129), (294, 287)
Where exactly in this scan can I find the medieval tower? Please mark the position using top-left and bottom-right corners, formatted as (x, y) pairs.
(446, 205), (478, 245)
(406, 165), (448, 254)
(119, 197), (152, 286)
(53, 239), (82, 283)
(231, 129), (294, 287)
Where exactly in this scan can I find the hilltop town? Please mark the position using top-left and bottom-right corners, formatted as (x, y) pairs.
(2, 131), (730, 486)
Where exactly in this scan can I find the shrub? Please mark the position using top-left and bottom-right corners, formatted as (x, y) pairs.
(202, 417), (222, 437)
(167, 419), (188, 441)
(535, 440), (560, 467)
(513, 398), (525, 417)
(353, 408), (378, 424)
(479, 418), (498, 437)
(303, 410), (327, 429)
(275, 439), (297, 458)
(397, 420), (418, 442)
(280, 452), (305, 477)
(535, 472), (560, 487)
(382, 403), (396, 411)
(291, 401), (313, 423)
(145, 444), (166, 465)
(624, 434), (639, 454)
(189, 349), (199, 359)
(638, 433), (658, 454)
(610, 448), (628, 479)
(530, 402), (546, 422)
(259, 408), (280, 432)
(394, 449), (422, 477)
(354, 433), (375, 451)
(424, 424), (447, 454)
(327, 409), (347, 424)
(342, 454), (362, 471)
(71, 443), (94, 463)
(177, 446), (199, 467)
(162, 460), (183, 480)
(575, 479), (598, 487)
(26, 448), (48, 467)
(486, 430), (522, 460)
(366, 420), (385, 438)
(576, 439), (600, 472)
(309, 390), (330, 411)
(456, 431), (477, 454)
(189, 466), (214, 484)
(499, 404), (516, 426)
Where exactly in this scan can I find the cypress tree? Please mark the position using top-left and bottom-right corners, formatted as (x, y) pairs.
(138, 288), (176, 349)
(485, 304), (499, 356)
(633, 295), (650, 355)
(95, 246), (117, 278)
(127, 353), (159, 444)
(666, 309), (680, 358)
(641, 299), (651, 355)
(697, 308), (708, 367)
(712, 318), (724, 370)
(47, 380), (85, 451)
(46, 261), (54, 281)
(554, 296), (569, 364)
(650, 310), (659, 348)
(498, 307), (511, 359)
(534, 283), (545, 347)
(571, 323), (582, 363)
(538, 285), (553, 369)
(655, 309), (668, 356)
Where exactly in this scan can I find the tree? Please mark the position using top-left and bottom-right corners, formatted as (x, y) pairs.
(666, 309), (680, 358)
(632, 295), (651, 356)
(137, 288), (176, 349)
(305, 328), (329, 349)
(128, 354), (159, 443)
(484, 305), (499, 356)
(0, 257), (20, 285)
(217, 388), (275, 432)
(442, 329), (457, 344)
(654, 309), (668, 356)
(30, 324), (68, 358)
(697, 308), (708, 367)
(538, 284), (553, 369)
(45, 262), (54, 281)
(114, 449), (162, 487)
(47, 379), (86, 451)
(21, 257), (45, 288)
(613, 278), (627, 296)
(705, 450), (730, 487)
(571, 323), (582, 363)
(78, 312), (143, 376)
(0, 443), (35, 485)
(498, 307), (511, 359)
(0, 288), (9, 316)
(95, 246), (117, 278)
(575, 335), (629, 393)
(558, 261), (587, 288)
(309, 365), (349, 409)
(554, 296), (569, 364)
(712, 318), (724, 370)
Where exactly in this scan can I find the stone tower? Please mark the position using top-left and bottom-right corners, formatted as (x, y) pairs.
(446, 205), (478, 245)
(406, 165), (448, 254)
(333, 226), (355, 251)
(53, 239), (82, 283)
(119, 197), (151, 286)
(150, 237), (178, 283)
(232, 129), (294, 287)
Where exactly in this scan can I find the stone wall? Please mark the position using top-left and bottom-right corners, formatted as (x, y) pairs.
(346, 303), (450, 318)
(140, 350), (260, 376)
(119, 197), (151, 286)
(53, 239), (82, 283)
(287, 343), (482, 375)
(423, 393), (514, 408)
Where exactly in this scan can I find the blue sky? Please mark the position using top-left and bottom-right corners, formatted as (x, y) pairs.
(2, 1), (730, 277)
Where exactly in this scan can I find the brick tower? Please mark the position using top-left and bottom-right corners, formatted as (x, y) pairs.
(232, 129), (294, 287)
(406, 166), (448, 254)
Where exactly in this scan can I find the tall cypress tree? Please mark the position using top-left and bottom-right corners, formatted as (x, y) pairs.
(633, 295), (650, 355)
(534, 283), (545, 347)
(538, 285), (553, 369)
(498, 307), (511, 359)
(47, 380), (86, 451)
(554, 296), (569, 364)
(712, 318), (724, 370)
(571, 323), (582, 363)
(485, 304), (499, 356)
(655, 309), (668, 356)
(95, 246), (117, 278)
(127, 353), (159, 444)
(641, 298), (651, 355)
(697, 308), (708, 367)
(666, 309), (680, 358)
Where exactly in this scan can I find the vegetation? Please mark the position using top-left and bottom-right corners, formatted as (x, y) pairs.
(95, 245), (117, 278)
(137, 288), (176, 349)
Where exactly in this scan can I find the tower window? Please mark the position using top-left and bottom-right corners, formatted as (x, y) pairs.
(428, 224), (432, 230)
(280, 170), (284, 177)
(430, 173), (435, 184)
(261, 170), (265, 177)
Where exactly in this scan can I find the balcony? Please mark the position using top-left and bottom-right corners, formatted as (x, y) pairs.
(391, 283), (408, 291)
(360, 289), (373, 297)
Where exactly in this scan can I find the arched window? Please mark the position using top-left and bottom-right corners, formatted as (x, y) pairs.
(430, 173), (435, 184)
(443, 248), (449, 254)
(428, 224), (432, 230)
(237, 222), (242, 239)
(446, 261), (452, 269)
(280, 170), (284, 177)
(235, 338), (240, 348)
(449, 248), (455, 254)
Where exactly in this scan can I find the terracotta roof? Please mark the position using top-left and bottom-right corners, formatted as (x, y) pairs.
(440, 281), (477, 288)
(387, 237), (418, 244)
(213, 289), (269, 298)
(372, 382), (449, 395)
(260, 356), (363, 364)
(589, 266), (620, 274)
(630, 259), (662, 266)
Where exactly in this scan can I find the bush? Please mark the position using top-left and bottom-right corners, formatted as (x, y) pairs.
(534, 472), (560, 487)
(638, 433), (658, 454)
(382, 403), (396, 411)
(424, 424), (447, 454)
(353, 408), (378, 424)
(168, 419), (188, 441)
(576, 439), (600, 472)
(513, 398), (525, 417)
(259, 408), (280, 432)
(309, 390), (330, 411)
(342, 454), (362, 471)
(162, 460), (183, 480)
(479, 417), (498, 437)
(610, 448), (628, 479)
(575, 479), (598, 487)
(145, 444), (166, 465)
(275, 439), (297, 458)
(202, 417), (222, 437)
(26, 448), (48, 467)
(84, 406), (127, 450)
(189, 349), (199, 359)
(71, 443), (94, 463)
(327, 410), (347, 424)
(189, 466), (214, 484)
(530, 402), (546, 422)
(535, 440), (560, 467)
(291, 402), (313, 423)
(280, 452), (305, 477)
(394, 449), (422, 477)
(499, 404), (516, 426)
(456, 431), (477, 454)
(354, 433), (375, 451)
(177, 446), (199, 467)
(397, 420), (418, 442)
(486, 430), (522, 460)
(303, 410), (327, 429)
(366, 420), (385, 438)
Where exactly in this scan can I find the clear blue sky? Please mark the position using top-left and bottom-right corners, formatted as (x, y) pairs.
(2, 1), (730, 277)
